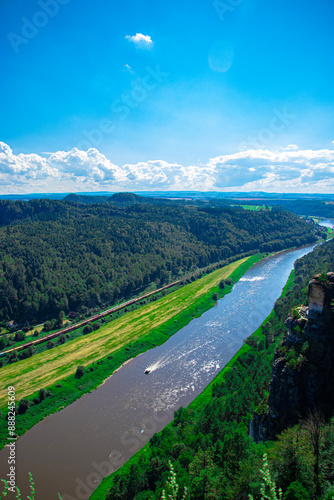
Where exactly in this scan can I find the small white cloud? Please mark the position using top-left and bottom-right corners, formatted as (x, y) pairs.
(283, 144), (299, 151)
(125, 33), (153, 48)
(124, 64), (133, 74)
(248, 167), (256, 172)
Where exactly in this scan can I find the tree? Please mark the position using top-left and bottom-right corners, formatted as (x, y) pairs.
(189, 448), (217, 500)
(14, 331), (25, 342)
(249, 454), (283, 500)
(283, 481), (310, 500)
(18, 398), (29, 415)
(39, 388), (47, 402)
(75, 365), (85, 379)
(301, 410), (324, 499)
(43, 321), (52, 332)
(161, 461), (187, 500)
(83, 324), (93, 335)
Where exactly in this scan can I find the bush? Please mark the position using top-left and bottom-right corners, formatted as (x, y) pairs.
(57, 334), (66, 345)
(14, 331), (26, 342)
(212, 293), (218, 301)
(244, 335), (259, 348)
(225, 278), (233, 286)
(83, 324), (94, 335)
(75, 365), (85, 379)
(219, 280), (225, 289)
(283, 481), (310, 500)
(18, 399), (29, 415)
(43, 321), (52, 332)
(46, 341), (55, 349)
(39, 388), (47, 402)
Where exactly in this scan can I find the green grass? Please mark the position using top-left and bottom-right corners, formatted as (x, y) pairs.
(230, 204), (271, 211)
(327, 227), (334, 239)
(0, 254), (263, 450)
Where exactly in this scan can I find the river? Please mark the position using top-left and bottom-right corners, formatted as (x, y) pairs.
(0, 240), (329, 500)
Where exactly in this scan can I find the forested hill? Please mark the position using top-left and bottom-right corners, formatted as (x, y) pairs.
(0, 199), (325, 324)
(64, 192), (171, 206)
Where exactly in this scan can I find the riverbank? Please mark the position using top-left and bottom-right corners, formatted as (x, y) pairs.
(0, 254), (263, 450)
(89, 267), (297, 500)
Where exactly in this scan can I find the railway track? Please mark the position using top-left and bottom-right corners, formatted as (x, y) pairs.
(0, 278), (187, 358)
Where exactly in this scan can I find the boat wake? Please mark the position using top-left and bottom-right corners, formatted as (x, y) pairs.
(144, 336), (217, 374)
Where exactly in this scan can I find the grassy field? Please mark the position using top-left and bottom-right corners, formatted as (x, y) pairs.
(0, 257), (251, 409)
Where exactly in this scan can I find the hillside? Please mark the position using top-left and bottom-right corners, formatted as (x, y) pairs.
(0, 199), (324, 326)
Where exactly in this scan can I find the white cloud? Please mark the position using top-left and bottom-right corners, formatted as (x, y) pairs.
(208, 148), (334, 192)
(1, 141), (334, 193)
(125, 33), (153, 48)
(124, 64), (133, 74)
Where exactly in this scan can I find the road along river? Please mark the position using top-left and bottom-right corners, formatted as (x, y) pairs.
(0, 242), (328, 499)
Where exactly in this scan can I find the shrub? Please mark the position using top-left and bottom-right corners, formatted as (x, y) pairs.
(39, 388), (47, 402)
(75, 365), (85, 379)
(14, 331), (26, 342)
(245, 335), (259, 348)
(18, 399), (29, 415)
(212, 293), (218, 301)
(83, 324), (93, 335)
(43, 321), (52, 332)
(283, 481), (310, 500)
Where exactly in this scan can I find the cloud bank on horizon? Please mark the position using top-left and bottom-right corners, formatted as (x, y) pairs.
(1, 141), (334, 194)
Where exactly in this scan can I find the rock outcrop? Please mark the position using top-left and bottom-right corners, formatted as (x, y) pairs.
(308, 272), (334, 315)
(252, 273), (334, 442)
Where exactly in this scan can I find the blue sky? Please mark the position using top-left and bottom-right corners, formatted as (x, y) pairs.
(1, 0), (334, 192)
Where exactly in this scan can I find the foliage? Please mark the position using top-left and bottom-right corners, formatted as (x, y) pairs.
(161, 461), (187, 500)
(249, 454), (282, 500)
(75, 365), (85, 379)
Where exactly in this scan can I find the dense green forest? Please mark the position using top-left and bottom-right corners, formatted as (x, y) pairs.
(0, 198), (324, 325)
(95, 239), (334, 500)
(64, 193), (334, 219)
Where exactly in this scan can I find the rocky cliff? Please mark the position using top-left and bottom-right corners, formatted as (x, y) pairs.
(252, 272), (334, 441)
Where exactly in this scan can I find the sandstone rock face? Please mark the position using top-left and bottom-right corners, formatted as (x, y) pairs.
(308, 272), (334, 314)
(308, 279), (326, 314)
